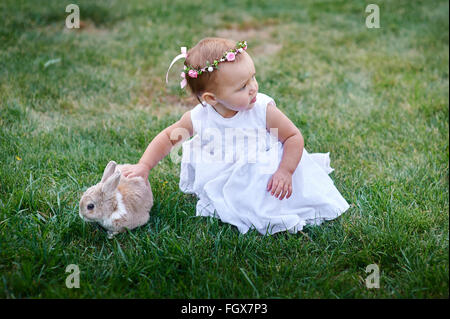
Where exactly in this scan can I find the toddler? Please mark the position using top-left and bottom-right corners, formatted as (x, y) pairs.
(122, 37), (349, 235)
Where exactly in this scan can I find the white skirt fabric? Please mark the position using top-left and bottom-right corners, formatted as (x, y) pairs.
(179, 138), (350, 235)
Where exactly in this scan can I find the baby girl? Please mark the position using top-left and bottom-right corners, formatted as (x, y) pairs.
(122, 37), (349, 235)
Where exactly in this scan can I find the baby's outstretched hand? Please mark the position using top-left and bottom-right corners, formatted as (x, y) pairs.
(121, 163), (150, 181)
(267, 168), (293, 200)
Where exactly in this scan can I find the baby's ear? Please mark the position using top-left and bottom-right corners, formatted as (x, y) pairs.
(201, 92), (217, 106)
(102, 170), (121, 195)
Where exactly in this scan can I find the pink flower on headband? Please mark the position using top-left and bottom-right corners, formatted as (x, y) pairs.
(188, 69), (198, 78)
(226, 52), (236, 61)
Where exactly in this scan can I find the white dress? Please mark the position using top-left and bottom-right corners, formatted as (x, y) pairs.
(179, 92), (350, 235)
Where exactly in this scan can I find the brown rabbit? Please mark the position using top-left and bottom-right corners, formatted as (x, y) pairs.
(79, 161), (153, 238)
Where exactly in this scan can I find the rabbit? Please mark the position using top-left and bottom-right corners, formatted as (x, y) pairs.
(79, 160), (153, 238)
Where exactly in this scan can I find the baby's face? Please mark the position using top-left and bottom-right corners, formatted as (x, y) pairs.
(213, 51), (259, 111)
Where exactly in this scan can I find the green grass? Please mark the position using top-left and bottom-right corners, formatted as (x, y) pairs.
(0, 0), (448, 298)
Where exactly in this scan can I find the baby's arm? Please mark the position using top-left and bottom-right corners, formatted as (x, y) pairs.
(266, 101), (304, 200)
(121, 111), (193, 179)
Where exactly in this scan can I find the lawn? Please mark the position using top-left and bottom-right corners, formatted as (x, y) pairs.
(0, 0), (448, 298)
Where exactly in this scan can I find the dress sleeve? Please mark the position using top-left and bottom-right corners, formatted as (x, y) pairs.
(255, 93), (275, 128)
(189, 103), (205, 135)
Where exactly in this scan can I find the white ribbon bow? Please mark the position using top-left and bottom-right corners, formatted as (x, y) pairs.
(165, 47), (188, 89)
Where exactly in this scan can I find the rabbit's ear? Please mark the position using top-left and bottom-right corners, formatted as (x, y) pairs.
(102, 170), (121, 194)
(101, 161), (117, 183)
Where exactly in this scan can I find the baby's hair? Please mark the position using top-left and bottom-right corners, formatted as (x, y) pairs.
(185, 37), (243, 103)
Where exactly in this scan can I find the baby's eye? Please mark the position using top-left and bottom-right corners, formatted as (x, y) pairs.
(240, 84), (247, 90)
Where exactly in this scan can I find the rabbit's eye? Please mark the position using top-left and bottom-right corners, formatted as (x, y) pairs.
(87, 203), (94, 210)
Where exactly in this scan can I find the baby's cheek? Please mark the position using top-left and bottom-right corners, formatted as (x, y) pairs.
(228, 97), (248, 110)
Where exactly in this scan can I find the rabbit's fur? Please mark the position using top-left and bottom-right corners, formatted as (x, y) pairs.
(79, 161), (153, 238)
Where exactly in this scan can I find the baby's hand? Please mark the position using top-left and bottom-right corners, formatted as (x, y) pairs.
(121, 163), (150, 180)
(267, 168), (293, 200)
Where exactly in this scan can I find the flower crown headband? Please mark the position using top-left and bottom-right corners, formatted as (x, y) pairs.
(165, 40), (248, 89)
